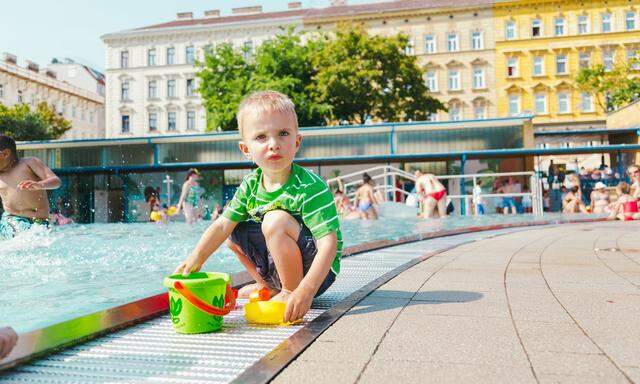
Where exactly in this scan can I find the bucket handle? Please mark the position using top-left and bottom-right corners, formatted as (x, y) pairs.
(173, 281), (236, 316)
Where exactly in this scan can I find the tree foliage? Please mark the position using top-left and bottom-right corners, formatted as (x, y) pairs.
(197, 26), (445, 131)
(0, 102), (71, 141)
(575, 52), (640, 111)
(312, 25), (444, 124)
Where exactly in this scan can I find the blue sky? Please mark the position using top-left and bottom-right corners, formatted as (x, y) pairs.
(1, 0), (377, 72)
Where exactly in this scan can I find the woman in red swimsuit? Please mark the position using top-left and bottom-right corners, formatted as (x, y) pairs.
(416, 173), (447, 218)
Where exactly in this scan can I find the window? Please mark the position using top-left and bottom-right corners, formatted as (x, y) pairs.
(626, 11), (637, 30)
(120, 51), (129, 68)
(448, 70), (460, 90)
(186, 46), (195, 64)
(474, 102), (486, 119)
(449, 104), (461, 121)
(89, 111), (94, 123)
(533, 56), (544, 76)
(471, 31), (483, 50)
(581, 92), (593, 112)
(187, 111), (196, 130)
(557, 92), (570, 114)
(506, 21), (516, 40)
(121, 115), (130, 133)
(168, 112), (177, 131)
(472, 67), (485, 89)
(508, 95), (520, 116)
(579, 52), (591, 69)
(556, 54), (567, 74)
(243, 40), (254, 60)
(186, 78), (195, 96)
(578, 15), (589, 34)
(403, 37), (414, 55)
(121, 82), (129, 100)
(426, 71), (438, 92)
(0, 84), (3, 98)
(535, 93), (547, 115)
(447, 34), (458, 52)
(628, 49), (640, 70)
(17, 90), (23, 103)
(72, 106), (76, 118)
(603, 50), (614, 71)
(507, 57), (518, 77)
(532, 19), (542, 37)
(554, 17), (566, 36)
(601, 13), (612, 33)
(167, 47), (175, 65)
(167, 80), (176, 98)
(148, 49), (156, 66)
(149, 113), (158, 131)
(424, 35), (436, 53)
(81, 110), (85, 121)
(148, 80), (157, 99)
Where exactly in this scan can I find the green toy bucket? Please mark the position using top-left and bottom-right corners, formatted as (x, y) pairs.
(163, 272), (236, 334)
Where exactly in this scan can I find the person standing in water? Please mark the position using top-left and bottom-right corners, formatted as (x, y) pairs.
(0, 135), (61, 240)
(176, 168), (203, 225)
(353, 173), (379, 220)
(416, 172), (447, 218)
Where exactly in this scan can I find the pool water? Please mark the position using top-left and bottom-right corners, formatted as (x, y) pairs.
(0, 212), (597, 333)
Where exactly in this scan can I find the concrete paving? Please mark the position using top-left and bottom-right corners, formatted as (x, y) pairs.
(274, 221), (640, 384)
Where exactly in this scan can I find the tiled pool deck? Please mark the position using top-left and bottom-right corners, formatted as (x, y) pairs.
(275, 221), (640, 383)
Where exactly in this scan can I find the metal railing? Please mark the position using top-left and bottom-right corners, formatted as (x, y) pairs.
(327, 165), (544, 216)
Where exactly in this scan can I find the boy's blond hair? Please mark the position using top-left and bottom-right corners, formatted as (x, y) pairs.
(237, 90), (298, 137)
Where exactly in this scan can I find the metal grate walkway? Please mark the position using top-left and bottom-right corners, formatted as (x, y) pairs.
(1, 227), (530, 383)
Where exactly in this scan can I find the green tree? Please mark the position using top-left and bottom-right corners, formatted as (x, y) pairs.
(311, 25), (445, 124)
(0, 102), (71, 141)
(575, 51), (640, 111)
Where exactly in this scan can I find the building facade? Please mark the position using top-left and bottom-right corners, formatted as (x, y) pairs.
(304, 0), (497, 123)
(101, 5), (305, 138)
(48, 58), (106, 97)
(0, 53), (105, 140)
(494, 0), (640, 133)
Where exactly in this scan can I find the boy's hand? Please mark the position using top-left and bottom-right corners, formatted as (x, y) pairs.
(17, 180), (44, 190)
(173, 253), (205, 276)
(284, 285), (314, 323)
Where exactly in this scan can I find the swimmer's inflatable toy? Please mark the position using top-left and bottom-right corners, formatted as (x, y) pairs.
(163, 272), (236, 333)
(150, 211), (163, 222)
(167, 206), (178, 216)
(244, 287), (288, 325)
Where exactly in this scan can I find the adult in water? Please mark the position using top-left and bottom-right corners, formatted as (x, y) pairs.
(353, 173), (379, 220)
(415, 172), (447, 218)
(0, 135), (61, 240)
(176, 168), (203, 225)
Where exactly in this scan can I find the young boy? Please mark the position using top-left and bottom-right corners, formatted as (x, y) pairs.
(0, 135), (61, 239)
(174, 91), (341, 322)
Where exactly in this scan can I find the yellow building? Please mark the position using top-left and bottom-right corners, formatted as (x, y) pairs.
(494, 0), (640, 136)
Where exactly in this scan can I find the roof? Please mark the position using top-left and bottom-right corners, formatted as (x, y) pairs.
(305, 0), (495, 20)
(134, 9), (306, 31)
(106, 0), (496, 37)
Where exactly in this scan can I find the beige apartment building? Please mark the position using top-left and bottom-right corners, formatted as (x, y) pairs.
(0, 53), (105, 140)
(304, 0), (497, 122)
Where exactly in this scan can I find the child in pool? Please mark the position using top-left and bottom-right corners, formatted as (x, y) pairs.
(0, 135), (61, 240)
(174, 91), (341, 322)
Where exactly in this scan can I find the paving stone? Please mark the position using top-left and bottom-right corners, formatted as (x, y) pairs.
(272, 360), (365, 384)
(537, 373), (629, 384)
(360, 359), (536, 384)
(527, 351), (626, 378)
(515, 321), (600, 354)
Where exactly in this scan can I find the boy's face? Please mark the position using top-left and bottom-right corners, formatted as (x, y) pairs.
(239, 110), (301, 174)
(0, 149), (14, 170)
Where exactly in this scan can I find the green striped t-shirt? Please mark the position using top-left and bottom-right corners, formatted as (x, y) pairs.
(223, 163), (343, 275)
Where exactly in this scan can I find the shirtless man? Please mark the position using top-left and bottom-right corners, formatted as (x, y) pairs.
(415, 171), (447, 218)
(0, 135), (61, 240)
(353, 173), (378, 220)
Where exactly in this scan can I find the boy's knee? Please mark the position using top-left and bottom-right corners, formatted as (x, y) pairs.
(261, 210), (298, 238)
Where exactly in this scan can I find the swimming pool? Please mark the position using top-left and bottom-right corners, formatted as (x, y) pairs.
(0, 212), (599, 333)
